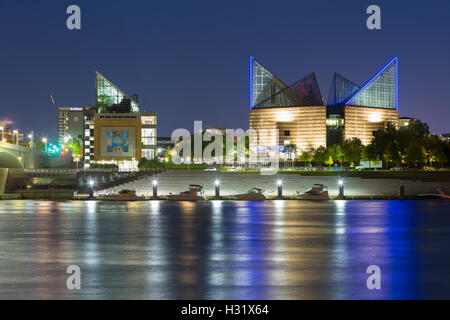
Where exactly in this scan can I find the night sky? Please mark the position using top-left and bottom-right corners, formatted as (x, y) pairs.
(0, 0), (449, 141)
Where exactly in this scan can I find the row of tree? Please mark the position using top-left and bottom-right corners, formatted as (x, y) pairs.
(298, 120), (450, 169)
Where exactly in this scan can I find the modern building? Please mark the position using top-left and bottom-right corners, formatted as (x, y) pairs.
(141, 112), (157, 159)
(83, 72), (157, 170)
(398, 117), (417, 129)
(57, 107), (84, 146)
(249, 57), (399, 151)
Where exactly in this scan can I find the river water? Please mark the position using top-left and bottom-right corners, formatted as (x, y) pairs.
(0, 200), (449, 299)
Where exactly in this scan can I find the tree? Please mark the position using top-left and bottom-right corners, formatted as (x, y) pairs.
(328, 144), (344, 167)
(385, 140), (401, 167)
(362, 143), (378, 162)
(299, 151), (312, 167)
(405, 143), (426, 167)
(342, 138), (363, 166)
(313, 146), (328, 166)
(324, 155), (334, 169)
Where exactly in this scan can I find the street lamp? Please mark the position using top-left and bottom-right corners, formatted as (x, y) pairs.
(186, 156), (191, 171)
(277, 180), (283, 199)
(152, 180), (158, 199)
(13, 129), (18, 145)
(338, 179), (344, 199)
(27, 131), (34, 149)
(42, 137), (48, 152)
(214, 180), (220, 199)
(88, 179), (94, 199)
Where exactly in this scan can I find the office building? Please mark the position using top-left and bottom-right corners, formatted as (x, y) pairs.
(57, 107), (85, 146)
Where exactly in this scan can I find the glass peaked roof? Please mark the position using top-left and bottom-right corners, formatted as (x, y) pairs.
(250, 57), (288, 109)
(327, 73), (360, 107)
(253, 73), (324, 108)
(345, 57), (398, 110)
(249, 56), (398, 110)
(95, 71), (140, 113)
(250, 57), (323, 109)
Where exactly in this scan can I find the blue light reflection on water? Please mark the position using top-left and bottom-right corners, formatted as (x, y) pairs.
(0, 200), (449, 299)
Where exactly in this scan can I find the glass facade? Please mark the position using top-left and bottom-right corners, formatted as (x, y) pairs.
(250, 57), (323, 109)
(250, 57), (288, 108)
(95, 71), (140, 113)
(142, 128), (156, 146)
(345, 58), (398, 109)
(327, 73), (360, 107)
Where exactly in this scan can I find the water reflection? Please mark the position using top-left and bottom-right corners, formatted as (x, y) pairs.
(0, 200), (448, 299)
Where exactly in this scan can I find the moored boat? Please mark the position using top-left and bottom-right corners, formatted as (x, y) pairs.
(296, 184), (330, 200)
(98, 189), (147, 201)
(166, 184), (206, 201)
(419, 189), (450, 199)
(231, 188), (267, 201)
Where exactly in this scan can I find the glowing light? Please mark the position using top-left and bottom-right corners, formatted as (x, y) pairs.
(368, 112), (382, 123)
(215, 180), (220, 186)
(339, 179), (344, 186)
(88, 180), (94, 187)
(277, 180), (282, 186)
(152, 180), (158, 186)
(276, 111), (292, 122)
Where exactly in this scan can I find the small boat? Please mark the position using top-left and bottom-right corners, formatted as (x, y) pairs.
(296, 184), (330, 200)
(99, 189), (146, 201)
(231, 188), (268, 201)
(419, 189), (450, 199)
(166, 184), (206, 201)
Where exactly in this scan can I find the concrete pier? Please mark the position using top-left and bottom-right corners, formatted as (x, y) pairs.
(101, 170), (450, 198)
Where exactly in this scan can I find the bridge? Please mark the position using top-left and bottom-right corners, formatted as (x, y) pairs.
(0, 141), (45, 169)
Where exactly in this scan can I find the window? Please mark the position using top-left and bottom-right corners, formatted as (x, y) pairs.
(284, 130), (290, 136)
(142, 116), (156, 125)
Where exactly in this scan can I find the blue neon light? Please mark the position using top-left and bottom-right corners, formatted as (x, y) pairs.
(249, 56), (254, 109)
(345, 57), (398, 108)
(396, 57), (399, 110)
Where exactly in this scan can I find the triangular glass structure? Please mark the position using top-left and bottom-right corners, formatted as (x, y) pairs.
(96, 71), (140, 113)
(327, 73), (360, 107)
(250, 57), (288, 109)
(253, 73), (324, 108)
(345, 57), (398, 109)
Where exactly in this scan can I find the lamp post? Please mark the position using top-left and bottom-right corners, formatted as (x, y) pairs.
(13, 129), (18, 146)
(399, 184), (405, 200)
(88, 179), (94, 199)
(338, 178), (344, 199)
(277, 180), (283, 199)
(42, 137), (48, 152)
(152, 180), (158, 199)
(186, 157), (191, 172)
(28, 131), (34, 149)
(215, 180), (220, 199)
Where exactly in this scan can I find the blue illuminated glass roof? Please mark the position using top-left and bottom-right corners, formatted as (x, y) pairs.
(345, 57), (398, 109)
(327, 73), (360, 107)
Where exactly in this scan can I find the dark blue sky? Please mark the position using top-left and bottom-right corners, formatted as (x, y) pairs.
(0, 0), (449, 140)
